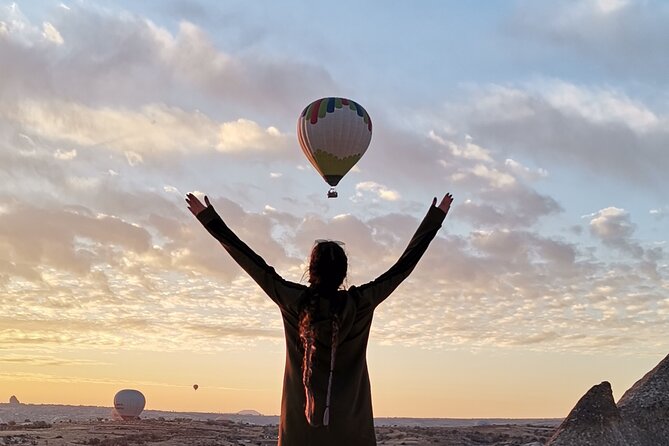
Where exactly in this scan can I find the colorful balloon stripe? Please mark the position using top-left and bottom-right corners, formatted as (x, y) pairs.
(308, 99), (322, 124)
(301, 97), (372, 131)
(318, 99), (328, 119)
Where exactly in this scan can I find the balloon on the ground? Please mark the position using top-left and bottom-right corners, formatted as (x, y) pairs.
(113, 389), (146, 420)
(297, 97), (372, 198)
(193, 384), (199, 391)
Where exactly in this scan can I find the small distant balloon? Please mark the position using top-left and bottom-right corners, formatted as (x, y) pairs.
(297, 97), (372, 198)
(193, 384), (198, 391)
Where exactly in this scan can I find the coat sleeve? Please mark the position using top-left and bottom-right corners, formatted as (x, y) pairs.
(356, 204), (446, 309)
(196, 205), (306, 310)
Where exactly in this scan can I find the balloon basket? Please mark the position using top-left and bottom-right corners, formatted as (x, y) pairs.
(327, 188), (338, 198)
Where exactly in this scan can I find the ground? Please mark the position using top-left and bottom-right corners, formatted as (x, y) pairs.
(0, 419), (555, 445)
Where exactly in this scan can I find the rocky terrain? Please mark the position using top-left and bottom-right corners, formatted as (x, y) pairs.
(0, 418), (556, 446)
(547, 352), (669, 446)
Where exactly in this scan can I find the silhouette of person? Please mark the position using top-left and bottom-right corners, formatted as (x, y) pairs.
(187, 192), (453, 446)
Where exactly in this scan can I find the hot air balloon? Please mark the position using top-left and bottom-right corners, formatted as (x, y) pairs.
(193, 384), (198, 391)
(112, 389), (145, 420)
(297, 97), (372, 198)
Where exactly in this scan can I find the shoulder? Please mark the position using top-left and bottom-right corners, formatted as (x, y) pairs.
(345, 286), (370, 308)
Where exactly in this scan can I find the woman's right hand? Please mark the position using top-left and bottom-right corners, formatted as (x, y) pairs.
(432, 193), (453, 215)
(186, 193), (210, 217)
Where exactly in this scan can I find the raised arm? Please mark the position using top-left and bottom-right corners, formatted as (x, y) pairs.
(186, 193), (305, 310)
(356, 193), (453, 308)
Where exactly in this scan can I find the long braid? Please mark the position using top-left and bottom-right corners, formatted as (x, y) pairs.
(298, 290), (341, 427)
(299, 296), (318, 426)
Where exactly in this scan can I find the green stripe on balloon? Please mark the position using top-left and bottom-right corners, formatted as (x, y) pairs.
(318, 99), (328, 118)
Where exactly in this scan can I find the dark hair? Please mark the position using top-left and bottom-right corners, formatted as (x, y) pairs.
(299, 240), (347, 426)
(307, 241), (347, 291)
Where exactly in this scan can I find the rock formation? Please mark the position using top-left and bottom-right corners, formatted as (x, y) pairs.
(546, 381), (625, 446)
(8, 395), (20, 405)
(617, 352), (669, 445)
(547, 353), (669, 446)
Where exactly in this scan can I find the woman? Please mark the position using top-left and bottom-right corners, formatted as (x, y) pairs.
(186, 193), (453, 446)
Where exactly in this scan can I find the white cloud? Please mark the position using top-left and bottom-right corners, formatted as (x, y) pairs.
(428, 130), (493, 162)
(649, 207), (668, 220)
(469, 164), (516, 188)
(42, 22), (63, 45)
(124, 151), (143, 166)
(0, 3), (335, 121)
(542, 81), (658, 132)
(451, 81), (669, 188)
(587, 207), (650, 259)
(53, 148), (76, 160)
(589, 207), (634, 241)
(217, 119), (286, 152)
(65, 176), (100, 190)
(3, 99), (290, 159)
(354, 181), (401, 202)
(504, 158), (548, 181)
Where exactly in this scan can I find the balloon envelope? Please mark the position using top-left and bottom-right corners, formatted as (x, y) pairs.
(193, 384), (198, 391)
(113, 389), (145, 420)
(297, 97), (372, 188)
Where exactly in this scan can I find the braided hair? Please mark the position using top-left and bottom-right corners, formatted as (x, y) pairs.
(299, 241), (347, 426)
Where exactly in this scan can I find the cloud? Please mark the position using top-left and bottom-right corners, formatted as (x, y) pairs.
(0, 354), (108, 367)
(450, 81), (669, 190)
(508, 0), (669, 82)
(218, 119), (284, 152)
(1, 1), (667, 360)
(588, 206), (643, 257)
(3, 100), (290, 158)
(0, 190), (666, 355)
(0, 204), (153, 278)
(53, 148), (76, 160)
(588, 207), (635, 241)
(0, 4), (335, 117)
(354, 181), (401, 202)
(41, 22), (63, 45)
(649, 207), (668, 221)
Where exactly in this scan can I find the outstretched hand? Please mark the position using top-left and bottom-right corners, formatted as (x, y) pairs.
(186, 193), (210, 217)
(432, 193), (454, 215)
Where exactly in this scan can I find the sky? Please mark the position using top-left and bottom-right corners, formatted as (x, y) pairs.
(1, 0), (668, 418)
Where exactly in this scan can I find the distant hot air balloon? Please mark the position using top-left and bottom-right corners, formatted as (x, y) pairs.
(193, 384), (198, 391)
(113, 389), (145, 420)
(297, 97), (372, 198)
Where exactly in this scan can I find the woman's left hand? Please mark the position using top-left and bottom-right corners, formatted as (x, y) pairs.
(186, 193), (210, 217)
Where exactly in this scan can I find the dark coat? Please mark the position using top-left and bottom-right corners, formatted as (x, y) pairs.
(197, 204), (446, 446)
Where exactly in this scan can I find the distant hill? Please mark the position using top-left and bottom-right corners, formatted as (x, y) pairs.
(237, 409), (263, 416)
(0, 403), (560, 428)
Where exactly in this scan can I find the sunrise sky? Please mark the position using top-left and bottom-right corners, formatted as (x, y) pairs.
(1, 0), (668, 418)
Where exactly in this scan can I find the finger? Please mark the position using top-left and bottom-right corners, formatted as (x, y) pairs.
(204, 196), (211, 207)
(432, 197), (437, 207)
